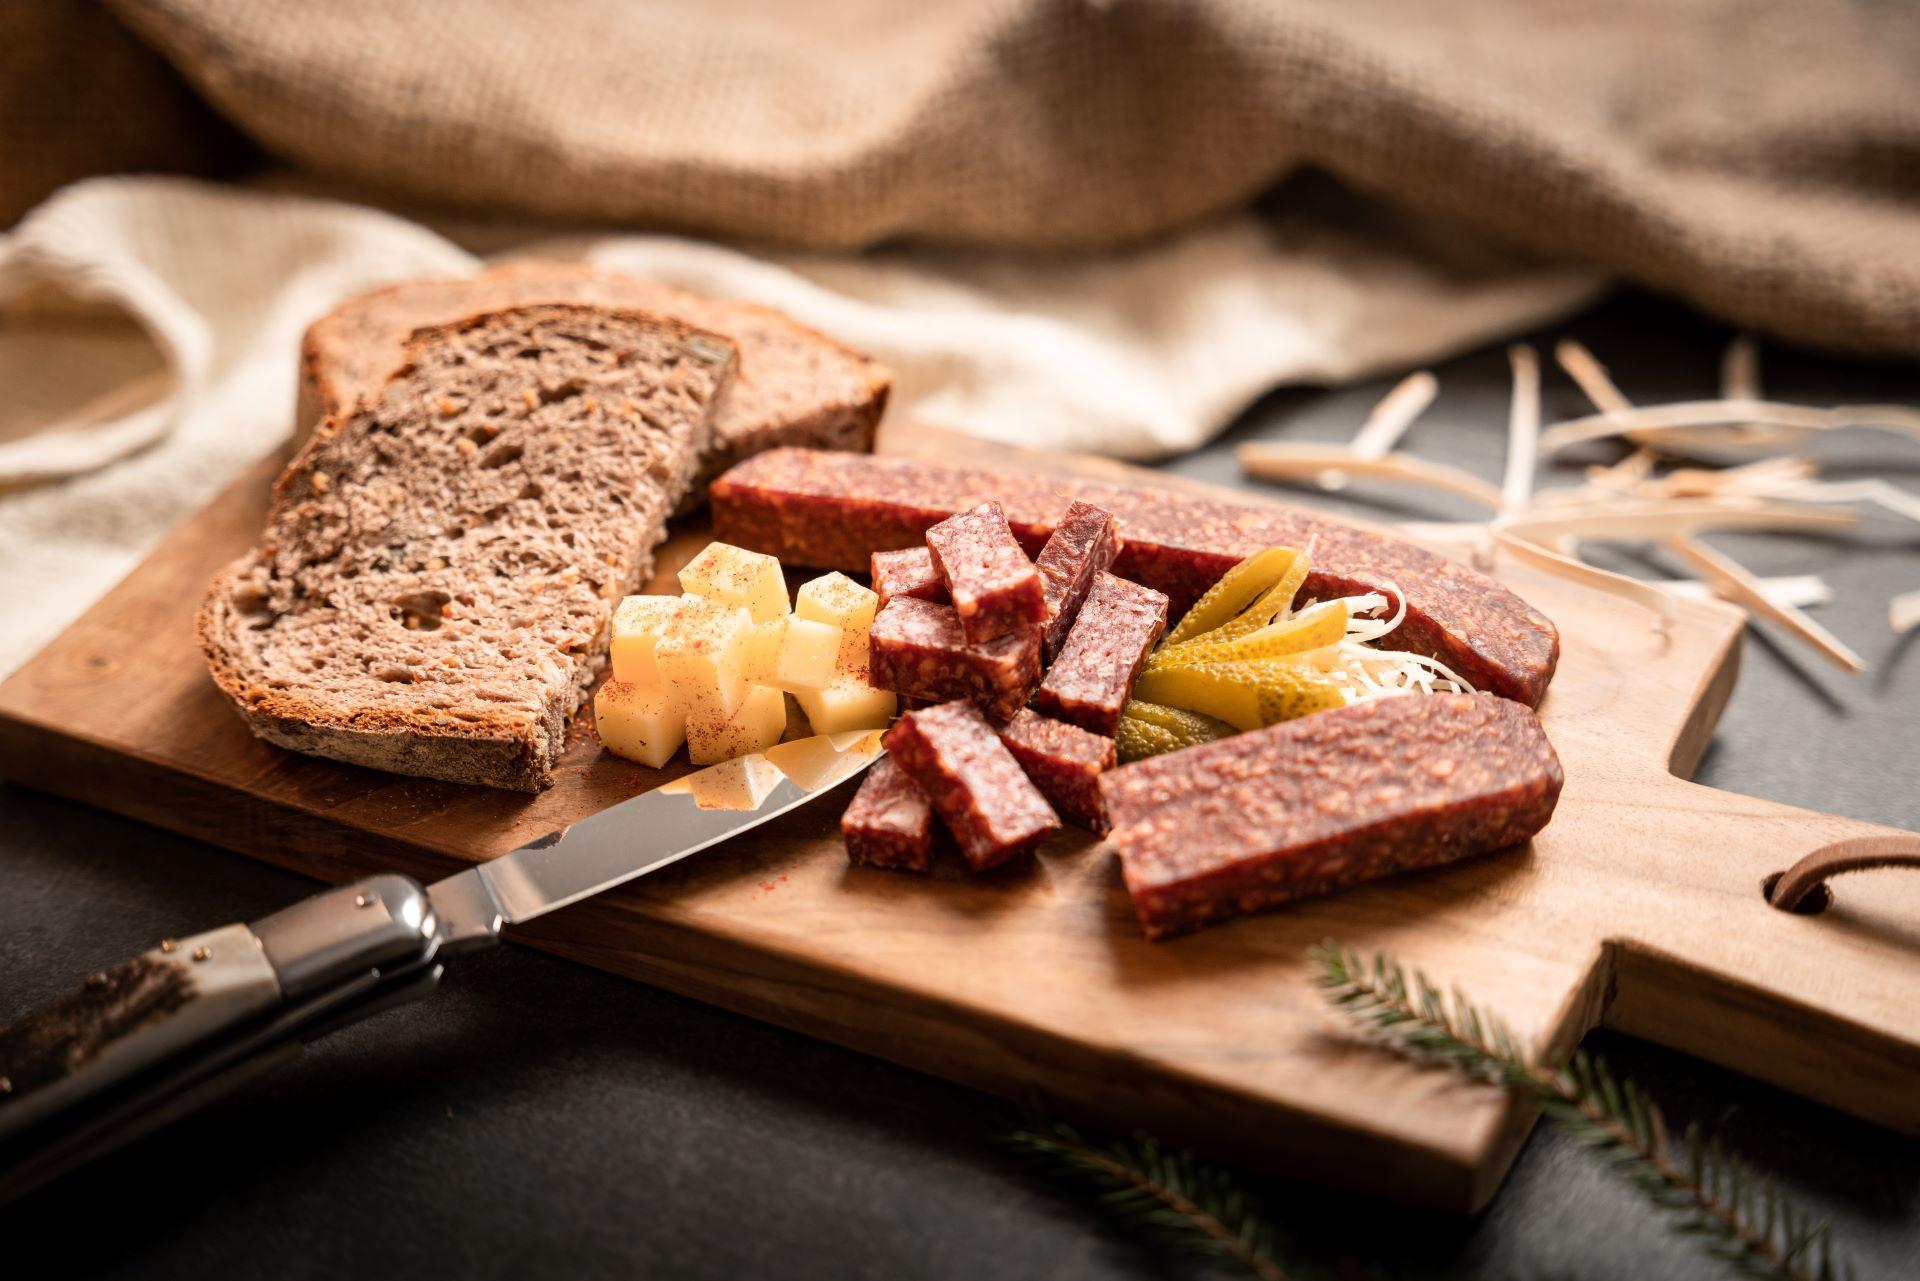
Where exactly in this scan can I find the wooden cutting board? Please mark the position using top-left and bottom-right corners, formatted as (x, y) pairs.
(3, 423), (1917, 1212)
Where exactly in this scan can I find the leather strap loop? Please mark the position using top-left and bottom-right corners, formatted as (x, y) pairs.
(1765, 834), (1920, 914)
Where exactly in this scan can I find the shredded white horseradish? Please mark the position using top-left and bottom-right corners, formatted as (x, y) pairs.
(1293, 583), (1477, 704)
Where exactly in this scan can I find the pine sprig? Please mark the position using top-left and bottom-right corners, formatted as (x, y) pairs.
(1310, 941), (1852, 1281)
(1006, 1120), (1291, 1281)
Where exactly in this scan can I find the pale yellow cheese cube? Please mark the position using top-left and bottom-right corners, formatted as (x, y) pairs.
(795, 678), (896, 736)
(739, 619), (785, 686)
(608, 595), (681, 684)
(740, 616), (844, 693)
(593, 680), (687, 769)
(765, 616), (842, 693)
(794, 572), (878, 634)
(678, 542), (789, 624)
(685, 683), (790, 766)
(656, 596), (751, 720)
(833, 624), (871, 682)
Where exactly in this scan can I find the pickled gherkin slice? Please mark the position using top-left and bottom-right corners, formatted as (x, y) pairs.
(1132, 661), (1344, 732)
(1121, 546), (1353, 754)
(1205, 658), (1356, 712)
(1132, 665), (1259, 732)
(1199, 552), (1312, 643)
(1115, 716), (1183, 763)
(1162, 547), (1304, 647)
(1122, 699), (1236, 747)
(1253, 671), (1347, 723)
(1148, 600), (1348, 670)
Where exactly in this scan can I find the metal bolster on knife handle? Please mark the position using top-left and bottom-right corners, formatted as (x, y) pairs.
(0, 874), (460, 1200)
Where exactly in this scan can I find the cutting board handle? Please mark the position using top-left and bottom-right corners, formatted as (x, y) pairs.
(1764, 833), (1920, 915)
(1602, 781), (1920, 1140)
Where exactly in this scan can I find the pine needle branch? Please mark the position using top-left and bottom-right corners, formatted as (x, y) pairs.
(1006, 1120), (1291, 1281)
(1309, 942), (1852, 1281)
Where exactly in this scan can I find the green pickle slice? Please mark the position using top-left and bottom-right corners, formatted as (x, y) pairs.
(1161, 547), (1304, 647)
(1119, 545), (1351, 758)
(1198, 553), (1313, 643)
(1115, 716), (1183, 763)
(1122, 700), (1235, 746)
(1132, 660), (1344, 732)
(1148, 600), (1347, 670)
(1249, 665), (1347, 723)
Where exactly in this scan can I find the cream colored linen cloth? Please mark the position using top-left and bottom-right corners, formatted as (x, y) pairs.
(0, 176), (1599, 674)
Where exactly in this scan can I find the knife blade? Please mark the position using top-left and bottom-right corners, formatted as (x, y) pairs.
(0, 730), (884, 1198)
(429, 730), (885, 948)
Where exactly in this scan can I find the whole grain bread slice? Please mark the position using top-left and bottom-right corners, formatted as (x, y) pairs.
(200, 303), (735, 791)
(299, 260), (891, 496)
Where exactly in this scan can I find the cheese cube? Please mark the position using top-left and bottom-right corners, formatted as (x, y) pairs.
(594, 680), (687, 769)
(609, 595), (681, 684)
(795, 678), (896, 736)
(833, 623), (871, 681)
(765, 617), (842, 693)
(679, 542), (789, 624)
(656, 596), (751, 720)
(795, 572), (878, 635)
(686, 683), (789, 765)
(740, 619), (785, 686)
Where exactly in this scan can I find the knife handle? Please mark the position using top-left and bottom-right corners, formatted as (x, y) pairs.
(0, 923), (282, 1134)
(0, 875), (446, 1199)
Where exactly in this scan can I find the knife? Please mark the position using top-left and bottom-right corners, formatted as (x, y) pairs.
(0, 729), (884, 1201)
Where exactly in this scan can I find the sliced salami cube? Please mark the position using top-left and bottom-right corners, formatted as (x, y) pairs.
(871, 546), (947, 606)
(1103, 694), (1564, 939)
(868, 595), (1041, 722)
(1035, 500), (1121, 662)
(884, 700), (1060, 869)
(997, 708), (1116, 834)
(1033, 572), (1168, 735)
(925, 501), (1046, 644)
(841, 756), (935, 872)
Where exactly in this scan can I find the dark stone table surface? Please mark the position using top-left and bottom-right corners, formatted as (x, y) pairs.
(2, 291), (1915, 1279)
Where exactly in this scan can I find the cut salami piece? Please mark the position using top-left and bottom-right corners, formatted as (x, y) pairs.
(884, 701), (1061, 869)
(924, 501), (1047, 643)
(710, 449), (1559, 706)
(841, 756), (936, 872)
(1102, 693), (1563, 939)
(1035, 500), (1122, 661)
(998, 708), (1116, 834)
(871, 546), (946, 606)
(868, 596), (1042, 722)
(1033, 573), (1168, 736)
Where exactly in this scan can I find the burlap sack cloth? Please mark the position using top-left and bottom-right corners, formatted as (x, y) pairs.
(28, 0), (1920, 356)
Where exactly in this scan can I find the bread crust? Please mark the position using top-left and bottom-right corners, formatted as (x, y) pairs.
(296, 261), (892, 503)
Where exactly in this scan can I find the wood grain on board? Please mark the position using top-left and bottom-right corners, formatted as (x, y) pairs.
(2, 423), (1917, 1212)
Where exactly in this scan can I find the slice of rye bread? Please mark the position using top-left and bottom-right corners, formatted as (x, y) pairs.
(199, 304), (736, 792)
(298, 260), (892, 499)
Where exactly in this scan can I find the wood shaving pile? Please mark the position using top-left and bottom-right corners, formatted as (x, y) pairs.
(1238, 339), (1920, 671)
